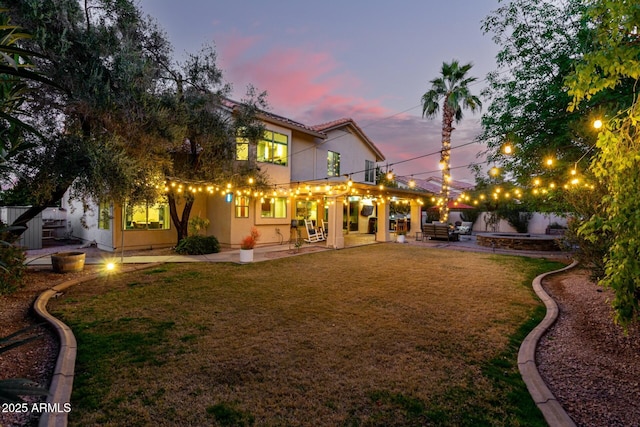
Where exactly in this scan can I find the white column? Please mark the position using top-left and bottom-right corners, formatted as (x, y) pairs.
(410, 201), (422, 239)
(326, 196), (344, 249)
(375, 199), (391, 242)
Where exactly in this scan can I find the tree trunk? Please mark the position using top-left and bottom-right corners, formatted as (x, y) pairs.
(6, 182), (73, 243)
(167, 191), (194, 244)
(439, 103), (455, 222)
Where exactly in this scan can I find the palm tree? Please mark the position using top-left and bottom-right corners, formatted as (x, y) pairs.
(422, 60), (482, 222)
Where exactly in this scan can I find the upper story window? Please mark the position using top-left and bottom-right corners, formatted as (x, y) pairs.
(327, 151), (340, 177)
(236, 136), (249, 161)
(258, 131), (288, 166)
(365, 160), (375, 183)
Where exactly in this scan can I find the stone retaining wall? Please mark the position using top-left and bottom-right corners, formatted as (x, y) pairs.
(477, 233), (561, 251)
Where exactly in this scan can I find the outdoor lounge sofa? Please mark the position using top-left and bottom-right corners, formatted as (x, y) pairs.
(417, 223), (459, 242)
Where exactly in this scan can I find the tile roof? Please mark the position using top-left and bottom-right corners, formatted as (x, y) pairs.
(222, 98), (325, 139)
(311, 118), (385, 161)
(223, 100), (385, 161)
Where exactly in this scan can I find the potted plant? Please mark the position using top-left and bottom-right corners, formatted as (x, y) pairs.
(239, 227), (260, 263)
(396, 229), (407, 243)
(51, 251), (86, 273)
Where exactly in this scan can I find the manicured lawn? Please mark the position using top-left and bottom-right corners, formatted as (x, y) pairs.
(49, 244), (563, 426)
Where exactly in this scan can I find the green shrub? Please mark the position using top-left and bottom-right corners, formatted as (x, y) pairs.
(496, 203), (532, 233)
(0, 229), (26, 295)
(174, 235), (220, 255)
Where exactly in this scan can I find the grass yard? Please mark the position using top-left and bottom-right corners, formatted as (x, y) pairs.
(49, 244), (563, 426)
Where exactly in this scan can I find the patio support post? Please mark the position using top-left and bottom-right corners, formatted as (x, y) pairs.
(326, 196), (345, 249)
(410, 202), (422, 235)
(375, 200), (391, 242)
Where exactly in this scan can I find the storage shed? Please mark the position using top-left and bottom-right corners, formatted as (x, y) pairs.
(0, 206), (42, 250)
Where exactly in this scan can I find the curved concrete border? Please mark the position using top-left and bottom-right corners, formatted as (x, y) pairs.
(33, 263), (162, 427)
(518, 260), (579, 427)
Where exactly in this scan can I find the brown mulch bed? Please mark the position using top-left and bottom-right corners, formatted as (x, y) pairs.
(0, 265), (102, 427)
(537, 269), (640, 427)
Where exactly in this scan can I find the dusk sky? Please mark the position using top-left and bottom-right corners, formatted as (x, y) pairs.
(137, 0), (502, 183)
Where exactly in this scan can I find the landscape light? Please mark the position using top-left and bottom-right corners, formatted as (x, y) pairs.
(593, 119), (603, 129)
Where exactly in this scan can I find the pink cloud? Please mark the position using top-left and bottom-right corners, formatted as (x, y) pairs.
(216, 34), (485, 182)
(217, 35), (390, 124)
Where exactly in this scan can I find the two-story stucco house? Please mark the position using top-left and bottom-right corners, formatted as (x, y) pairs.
(63, 102), (427, 251)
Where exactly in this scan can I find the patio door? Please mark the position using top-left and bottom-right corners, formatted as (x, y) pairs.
(343, 200), (359, 231)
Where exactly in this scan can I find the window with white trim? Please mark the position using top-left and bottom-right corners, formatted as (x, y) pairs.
(327, 151), (340, 177)
(365, 160), (375, 183)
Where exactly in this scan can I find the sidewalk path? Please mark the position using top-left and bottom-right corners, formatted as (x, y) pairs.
(25, 241), (336, 266)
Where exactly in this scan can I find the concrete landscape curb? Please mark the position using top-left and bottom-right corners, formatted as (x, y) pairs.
(518, 260), (579, 427)
(33, 263), (163, 427)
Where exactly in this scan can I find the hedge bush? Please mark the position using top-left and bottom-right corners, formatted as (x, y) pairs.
(175, 235), (220, 255)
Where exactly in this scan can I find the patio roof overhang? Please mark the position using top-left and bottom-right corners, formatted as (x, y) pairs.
(284, 180), (435, 205)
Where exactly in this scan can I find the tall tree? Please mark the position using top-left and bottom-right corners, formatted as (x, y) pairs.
(566, 0), (640, 326)
(421, 60), (481, 222)
(0, 8), (57, 183)
(2, 1), (267, 245)
(1, 0), (169, 240)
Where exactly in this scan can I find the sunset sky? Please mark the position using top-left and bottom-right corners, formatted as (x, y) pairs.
(137, 0), (501, 182)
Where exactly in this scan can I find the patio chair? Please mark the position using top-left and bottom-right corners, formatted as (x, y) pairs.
(304, 219), (325, 243)
(320, 219), (328, 239)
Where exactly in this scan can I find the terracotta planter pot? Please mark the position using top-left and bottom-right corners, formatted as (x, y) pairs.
(51, 251), (86, 273)
(239, 249), (254, 263)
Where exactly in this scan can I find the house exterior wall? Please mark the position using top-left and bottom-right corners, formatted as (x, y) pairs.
(207, 190), (293, 248)
(63, 194), (209, 252)
(289, 133), (321, 182)
(318, 128), (378, 184)
(59, 112), (387, 251)
(62, 197), (113, 249)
